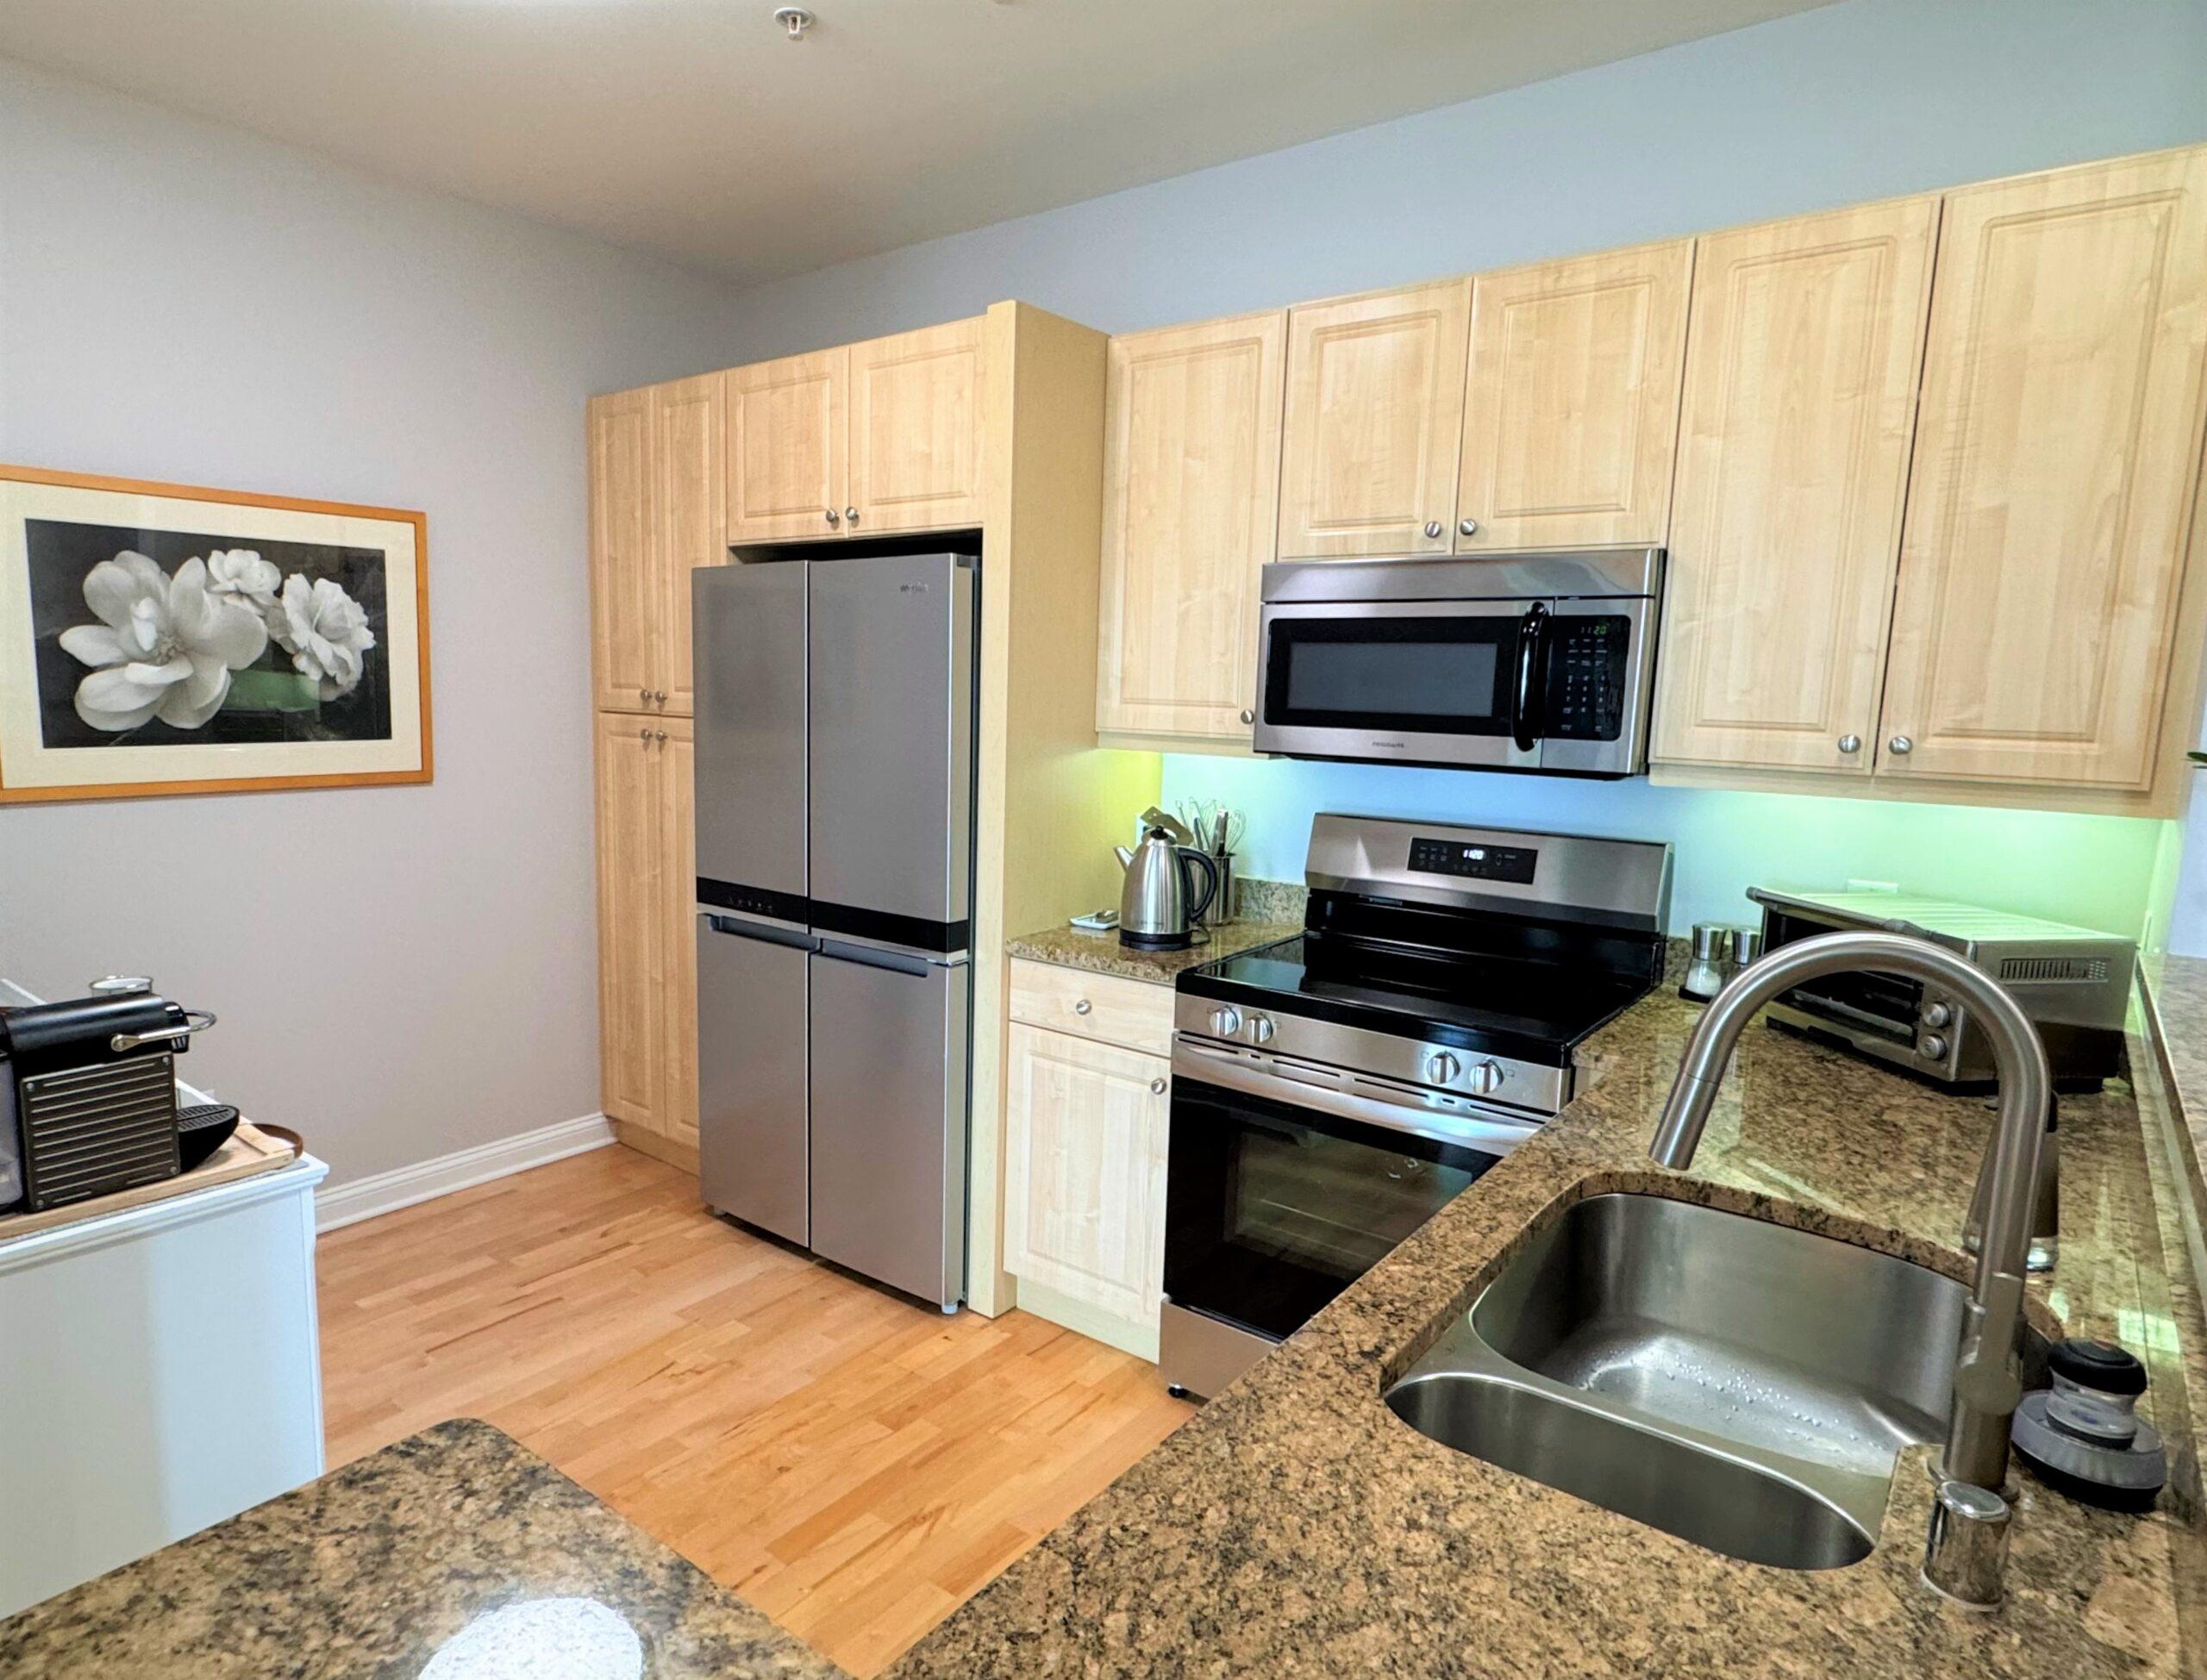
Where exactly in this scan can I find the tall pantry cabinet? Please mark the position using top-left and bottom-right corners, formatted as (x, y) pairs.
(588, 373), (722, 1166)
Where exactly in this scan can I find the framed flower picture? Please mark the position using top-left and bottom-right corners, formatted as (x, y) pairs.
(0, 464), (431, 803)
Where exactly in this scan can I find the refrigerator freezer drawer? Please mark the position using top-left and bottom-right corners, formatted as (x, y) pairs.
(697, 915), (811, 1245)
(808, 942), (969, 1308)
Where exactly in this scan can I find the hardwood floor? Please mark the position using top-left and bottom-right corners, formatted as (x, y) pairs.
(317, 1144), (1192, 1677)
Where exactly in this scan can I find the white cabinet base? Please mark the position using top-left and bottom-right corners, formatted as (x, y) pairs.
(0, 1154), (328, 1617)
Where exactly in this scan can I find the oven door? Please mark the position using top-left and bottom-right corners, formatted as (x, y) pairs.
(1252, 598), (1547, 771)
(1163, 1057), (1531, 1344)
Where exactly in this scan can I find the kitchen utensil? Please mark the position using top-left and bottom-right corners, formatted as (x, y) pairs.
(1114, 824), (1221, 950)
(1136, 806), (1192, 847)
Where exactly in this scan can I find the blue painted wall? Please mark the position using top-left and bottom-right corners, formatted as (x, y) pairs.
(720, 0), (2207, 939)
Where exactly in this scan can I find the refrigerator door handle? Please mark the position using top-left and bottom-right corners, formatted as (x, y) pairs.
(704, 914), (817, 951)
(816, 938), (966, 976)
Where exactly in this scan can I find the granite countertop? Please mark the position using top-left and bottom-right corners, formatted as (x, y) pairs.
(1007, 919), (1300, 984)
(0, 1419), (843, 1679)
(893, 982), (2207, 1678)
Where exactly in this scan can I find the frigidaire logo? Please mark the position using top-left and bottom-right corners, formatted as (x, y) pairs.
(1372, 740), (1407, 748)
(899, 583), (929, 594)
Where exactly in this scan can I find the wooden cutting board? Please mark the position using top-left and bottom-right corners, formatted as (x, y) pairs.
(0, 1121), (300, 1246)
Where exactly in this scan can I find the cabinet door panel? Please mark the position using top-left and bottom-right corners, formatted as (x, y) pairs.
(1098, 310), (1285, 740)
(1457, 240), (1691, 551)
(1654, 200), (1936, 772)
(1002, 1025), (1169, 1330)
(1278, 279), (1471, 558)
(658, 719), (698, 1147)
(589, 389), (654, 712)
(848, 317), (985, 533)
(653, 375), (723, 716)
(1881, 147), (2207, 788)
(595, 714), (663, 1128)
(727, 347), (847, 542)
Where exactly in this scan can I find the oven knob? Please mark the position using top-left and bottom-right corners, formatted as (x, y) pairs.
(1466, 1059), (1504, 1096)
(1923, 1002), (1954, 1030)
(1210, 1006), (1242, 1038)
(1920, 1034), (1950, 1062)
(1426, 1051), (1461, 1084)
(1247, 1013), (1276, 1045)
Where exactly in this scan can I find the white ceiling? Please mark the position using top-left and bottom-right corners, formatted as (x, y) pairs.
(0, 0), (1835, 287)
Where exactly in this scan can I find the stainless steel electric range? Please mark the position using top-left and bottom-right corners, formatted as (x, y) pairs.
(1160, 813), (1672, 1400)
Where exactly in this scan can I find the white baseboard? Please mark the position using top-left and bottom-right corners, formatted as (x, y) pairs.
(315, 1112), (615, 1233)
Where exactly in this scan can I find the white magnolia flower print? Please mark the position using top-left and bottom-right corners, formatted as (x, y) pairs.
(59, 552), (271, 732)
(204, 548), (282, 610)
(270, 573), (376, 699)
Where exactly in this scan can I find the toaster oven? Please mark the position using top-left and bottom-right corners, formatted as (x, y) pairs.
(1747, 889), (2133, 1091)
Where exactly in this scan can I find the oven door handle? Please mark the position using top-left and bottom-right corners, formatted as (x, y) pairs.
(1172, 1040), (1546, 1156)
(1510, 601), (1550, 754)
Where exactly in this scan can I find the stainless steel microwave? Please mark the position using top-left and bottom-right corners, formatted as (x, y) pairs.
(1253, 549), (1662, 777)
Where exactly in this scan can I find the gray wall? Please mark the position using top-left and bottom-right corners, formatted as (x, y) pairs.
(0, 59), (748, 1186)
(718, 0), (2207, 942)
(717, 0), (2207, 355)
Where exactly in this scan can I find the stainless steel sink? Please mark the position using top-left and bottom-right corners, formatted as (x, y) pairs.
(1387, 1193), (1996, 1569)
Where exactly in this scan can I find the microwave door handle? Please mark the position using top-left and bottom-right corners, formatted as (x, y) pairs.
(1510, 602), (1550, 753)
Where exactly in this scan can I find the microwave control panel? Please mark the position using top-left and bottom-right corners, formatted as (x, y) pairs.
(1547, 615), (1631, 740)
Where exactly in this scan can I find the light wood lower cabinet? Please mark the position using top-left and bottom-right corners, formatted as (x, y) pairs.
(1878, 147), (2207, 790)
(1002, 1021), (1171, 1359)
(1277, 278), (1471, 559)
(1096, 309), (1285, 745)
(1653, 197), (1937, 774)
(1455, 239), (1692, 552)
(593, 712), (697, 1154)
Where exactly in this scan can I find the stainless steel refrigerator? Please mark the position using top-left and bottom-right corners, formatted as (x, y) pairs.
(692, 551), (975, 1312)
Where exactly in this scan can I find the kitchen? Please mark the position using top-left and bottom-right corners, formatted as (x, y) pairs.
(2, 0), (2206, 1675)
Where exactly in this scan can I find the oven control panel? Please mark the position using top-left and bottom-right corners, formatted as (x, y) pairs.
(1408, 837), (1538, 884)
(1169, 992), (1570, 1119)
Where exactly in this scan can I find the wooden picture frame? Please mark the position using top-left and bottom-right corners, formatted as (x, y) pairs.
(0, 463), (432, 803)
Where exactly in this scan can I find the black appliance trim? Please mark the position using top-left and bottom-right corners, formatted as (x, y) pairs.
(697, 876), (810, 924)
(810, 899), (971, 955)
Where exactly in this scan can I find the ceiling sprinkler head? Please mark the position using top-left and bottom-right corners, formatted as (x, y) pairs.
(772, 6), (816, 40)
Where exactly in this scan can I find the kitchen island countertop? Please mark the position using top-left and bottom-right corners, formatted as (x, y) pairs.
(0, 1419), (844, 1679)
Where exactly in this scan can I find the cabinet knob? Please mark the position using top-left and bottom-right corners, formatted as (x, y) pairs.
(1837, 734), (1862, 754)
(1423, 520), (1444, 540)
(654, 730), (668, 742)
(1889, 734), (1914, 756)
(824, 508), (840, 525)
(1150, 1077), (1167, 1096)
(845, 506), (860, 525)
(1460, 518), (1479, 538)
(1073, 998), (1091, 1015)
(638, 685), (650, 703)
(1239, 709), (1254, 726)
(638, 726), (651, 740)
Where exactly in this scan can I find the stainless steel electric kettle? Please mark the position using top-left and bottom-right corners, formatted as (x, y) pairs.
(1113, 823), (1220, 951)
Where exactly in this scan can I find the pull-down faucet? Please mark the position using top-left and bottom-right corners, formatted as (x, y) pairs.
(1649, 929), (2052, 1607)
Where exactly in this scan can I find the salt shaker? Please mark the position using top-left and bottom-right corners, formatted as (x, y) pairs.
(1679, 924), (1734, 1003)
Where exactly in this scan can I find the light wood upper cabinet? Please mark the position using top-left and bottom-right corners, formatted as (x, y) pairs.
(653, 374), (724, 717)
(849, 318), (986, 533)
(1456, 240), (1692, 551)
(1654, 200), (1937, 773)
(1278, 278), (1472, 558)
(1880, 147), (2207, 790)
(1097, 310), (1286, 742)
(1002, 1023), (1170, 1341)
(595, 713), (663, 1129)
(658, 719), (699, 1148)
(588, 389), (654, 713)
(727, 346), (848, 542)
